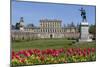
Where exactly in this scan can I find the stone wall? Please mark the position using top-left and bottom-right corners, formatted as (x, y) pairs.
(11, 30), (39, 41)
(11, 30), (80, 41)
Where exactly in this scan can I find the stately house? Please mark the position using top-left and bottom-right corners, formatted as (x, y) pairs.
(11, 17), (80, 40)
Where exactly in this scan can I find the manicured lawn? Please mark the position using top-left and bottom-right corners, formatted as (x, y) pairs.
(12, 38), (96, 52)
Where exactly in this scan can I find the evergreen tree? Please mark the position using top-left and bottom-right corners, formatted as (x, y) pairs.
(15, 22), (20, 29)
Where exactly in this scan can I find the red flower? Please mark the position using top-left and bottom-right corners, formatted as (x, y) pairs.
(46, 49), (53, 54)
(91, 48), (95, 52)
(40, 56), (45, 61)
(33, 49), (41, 55)
(19, 58), (25, 63)
(27, 49), (34, 55)
(87, 50), (90, 56)
(76, 48), (81, 53)
(23, 51), (31, 57)
(52, 50), (59, 57)
(12, 50), (16, 56)
(83, 48), (87, 52)
(66, 52), (71, 56)
(15, 55), (21, 60)
(67, 48), (73, 53)
(17, 50), (25, 55)
(41, 50), (46, 55)
(73, 51), (77, 56)
(83, 51), (87, 57)
(58, 48), (64, 53)
(78, 51), (83, 56)
(87, 48), (91, 52)
(12, 56), (15, 59)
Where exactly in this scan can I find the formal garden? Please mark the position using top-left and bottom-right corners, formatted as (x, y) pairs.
(11, 38), (96, 67)
(11, 2), (96, 66)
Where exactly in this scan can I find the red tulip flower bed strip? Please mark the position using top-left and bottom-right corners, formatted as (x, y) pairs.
(11, 48), (96, 66)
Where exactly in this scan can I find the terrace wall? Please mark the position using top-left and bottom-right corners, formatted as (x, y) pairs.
(11, 30), (80, 41)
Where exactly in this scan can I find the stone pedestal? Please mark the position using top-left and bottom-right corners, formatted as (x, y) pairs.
(79, 22), (92, 42)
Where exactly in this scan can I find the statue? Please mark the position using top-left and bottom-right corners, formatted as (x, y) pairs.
(79, 8), (87, 22)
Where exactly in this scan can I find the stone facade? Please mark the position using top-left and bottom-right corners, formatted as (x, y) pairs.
(11, 30), (80, 40)
(40, 19), (62, 33)
(11, 18), (80, 40)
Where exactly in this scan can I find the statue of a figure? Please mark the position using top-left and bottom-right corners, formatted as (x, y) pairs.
(79, 8), (87, 22)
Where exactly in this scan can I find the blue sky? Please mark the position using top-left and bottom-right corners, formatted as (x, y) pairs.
(12, 1), (96, 26)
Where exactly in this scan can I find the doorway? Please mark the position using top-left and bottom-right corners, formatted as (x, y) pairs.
(50, 34), (53, 39)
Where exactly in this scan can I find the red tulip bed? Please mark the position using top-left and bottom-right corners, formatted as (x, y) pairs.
(11, 48), (96, 66)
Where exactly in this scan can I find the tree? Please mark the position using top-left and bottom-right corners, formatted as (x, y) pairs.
(89, 24), (96, 38)
(15, 22), (20, 29)
(11, 25), (15, 30)
(76, 23), (81, 32)
(70, 22), (75, 27)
